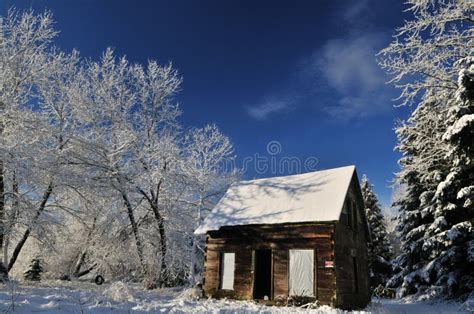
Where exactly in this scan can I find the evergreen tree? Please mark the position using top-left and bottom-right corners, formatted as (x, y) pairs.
(378, 0), (472, 298)
(387, 60), (473, 299)
(361, 175), (393, 290)
(422, 58), (474, 298)
(388, 97), (451, 297)
(24, 258), (43, 281)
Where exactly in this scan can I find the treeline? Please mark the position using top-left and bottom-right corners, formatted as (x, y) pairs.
(377, 0), (473, 299)
(0, 9), (237, 288)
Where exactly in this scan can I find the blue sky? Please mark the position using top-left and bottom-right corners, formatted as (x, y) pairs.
(5, 0), (413, 209)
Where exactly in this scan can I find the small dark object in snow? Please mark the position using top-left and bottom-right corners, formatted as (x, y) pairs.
(94, 275), (104, 285)
(24, 258), (43, 281)
(286, 295), (318, 307)
(59, 274), (71, 281)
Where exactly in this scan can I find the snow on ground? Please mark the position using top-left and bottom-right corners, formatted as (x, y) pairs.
(0, 280), (469, 313)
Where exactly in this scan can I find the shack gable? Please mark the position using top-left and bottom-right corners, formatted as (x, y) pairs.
(334, 172), (371, 309)
(196, 165), (356, 234)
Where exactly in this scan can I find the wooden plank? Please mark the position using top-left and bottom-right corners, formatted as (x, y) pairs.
(208, 224), (333, 240)
(203, 222), (338, 305)
(207, 239), (331, 250)
(272, 249), (288, 297)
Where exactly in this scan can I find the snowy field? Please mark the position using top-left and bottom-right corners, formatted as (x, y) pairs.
(0, 281), (469, 314)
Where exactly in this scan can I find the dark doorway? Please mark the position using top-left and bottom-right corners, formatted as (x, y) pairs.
(253, 249), (272, 299)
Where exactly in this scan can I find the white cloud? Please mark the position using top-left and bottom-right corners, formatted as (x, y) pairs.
(245, 0), (394, 122)
(246, 33), (393, 121)
(246, 100), (290, 120)
(317, 33), (385, 94)
(343, 0), (370, 24)
(311, 33), (394, 120)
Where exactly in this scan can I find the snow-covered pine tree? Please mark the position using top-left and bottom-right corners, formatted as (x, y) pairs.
(24, 258), (43, 281)
(420, 58), (474, 298)
(361, 175), (393, 290)
(379, 0), (473, 299)
(388, 96), (452, 297)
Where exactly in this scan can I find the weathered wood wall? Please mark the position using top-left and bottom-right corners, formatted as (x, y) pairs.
(334, 172), (371, 309)
(203, 223), (337, 305)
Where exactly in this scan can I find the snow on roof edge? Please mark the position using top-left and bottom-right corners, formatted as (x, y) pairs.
(195, 165), (357, 234)
(235, 165), (355, 186)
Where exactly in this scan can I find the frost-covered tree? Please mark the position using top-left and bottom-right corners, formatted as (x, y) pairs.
(183, 124), (238, 285)
(0, 10), (86, 275)
(7, 51), (83, 273)
(0, 9), (57, 273)
(0, 8), (237, 288)
(361, 175), (393, 290)
(127, 61), (182, 287)
(378, 0), (473, 105)
(69, 49), (236, 288)
(379, 0), (473, 299)
(69, 50), (155, 279)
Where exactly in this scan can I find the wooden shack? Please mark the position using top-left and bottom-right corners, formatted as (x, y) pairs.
(195, 165), (371, 310)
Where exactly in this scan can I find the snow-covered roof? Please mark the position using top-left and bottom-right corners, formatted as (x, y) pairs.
(195, 165), (356, 234)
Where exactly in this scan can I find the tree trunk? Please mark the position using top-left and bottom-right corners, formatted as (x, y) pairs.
(72, 217), (97, 277)
(0, 105), (5, 266)
(157, 215), (167, 287)
(137, 187), (167, 287)
(0, 159), (7, 279)
(189, 238), (196, 285)
(0, 160), (4, 253)
(147, 204), (167, 287)
(144, 196), (167, 287)
(77, 263), (96, 278)
(120, 189), (146, 273)
(4, 169), (19, 266)
(73, 251), (88, 277)
(114, 163), (147, 274)
(8, 182), (53, 271)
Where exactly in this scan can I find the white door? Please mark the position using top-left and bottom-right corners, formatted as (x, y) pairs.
(220, 253), (235, 290)
(289, 249), (314, 296)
